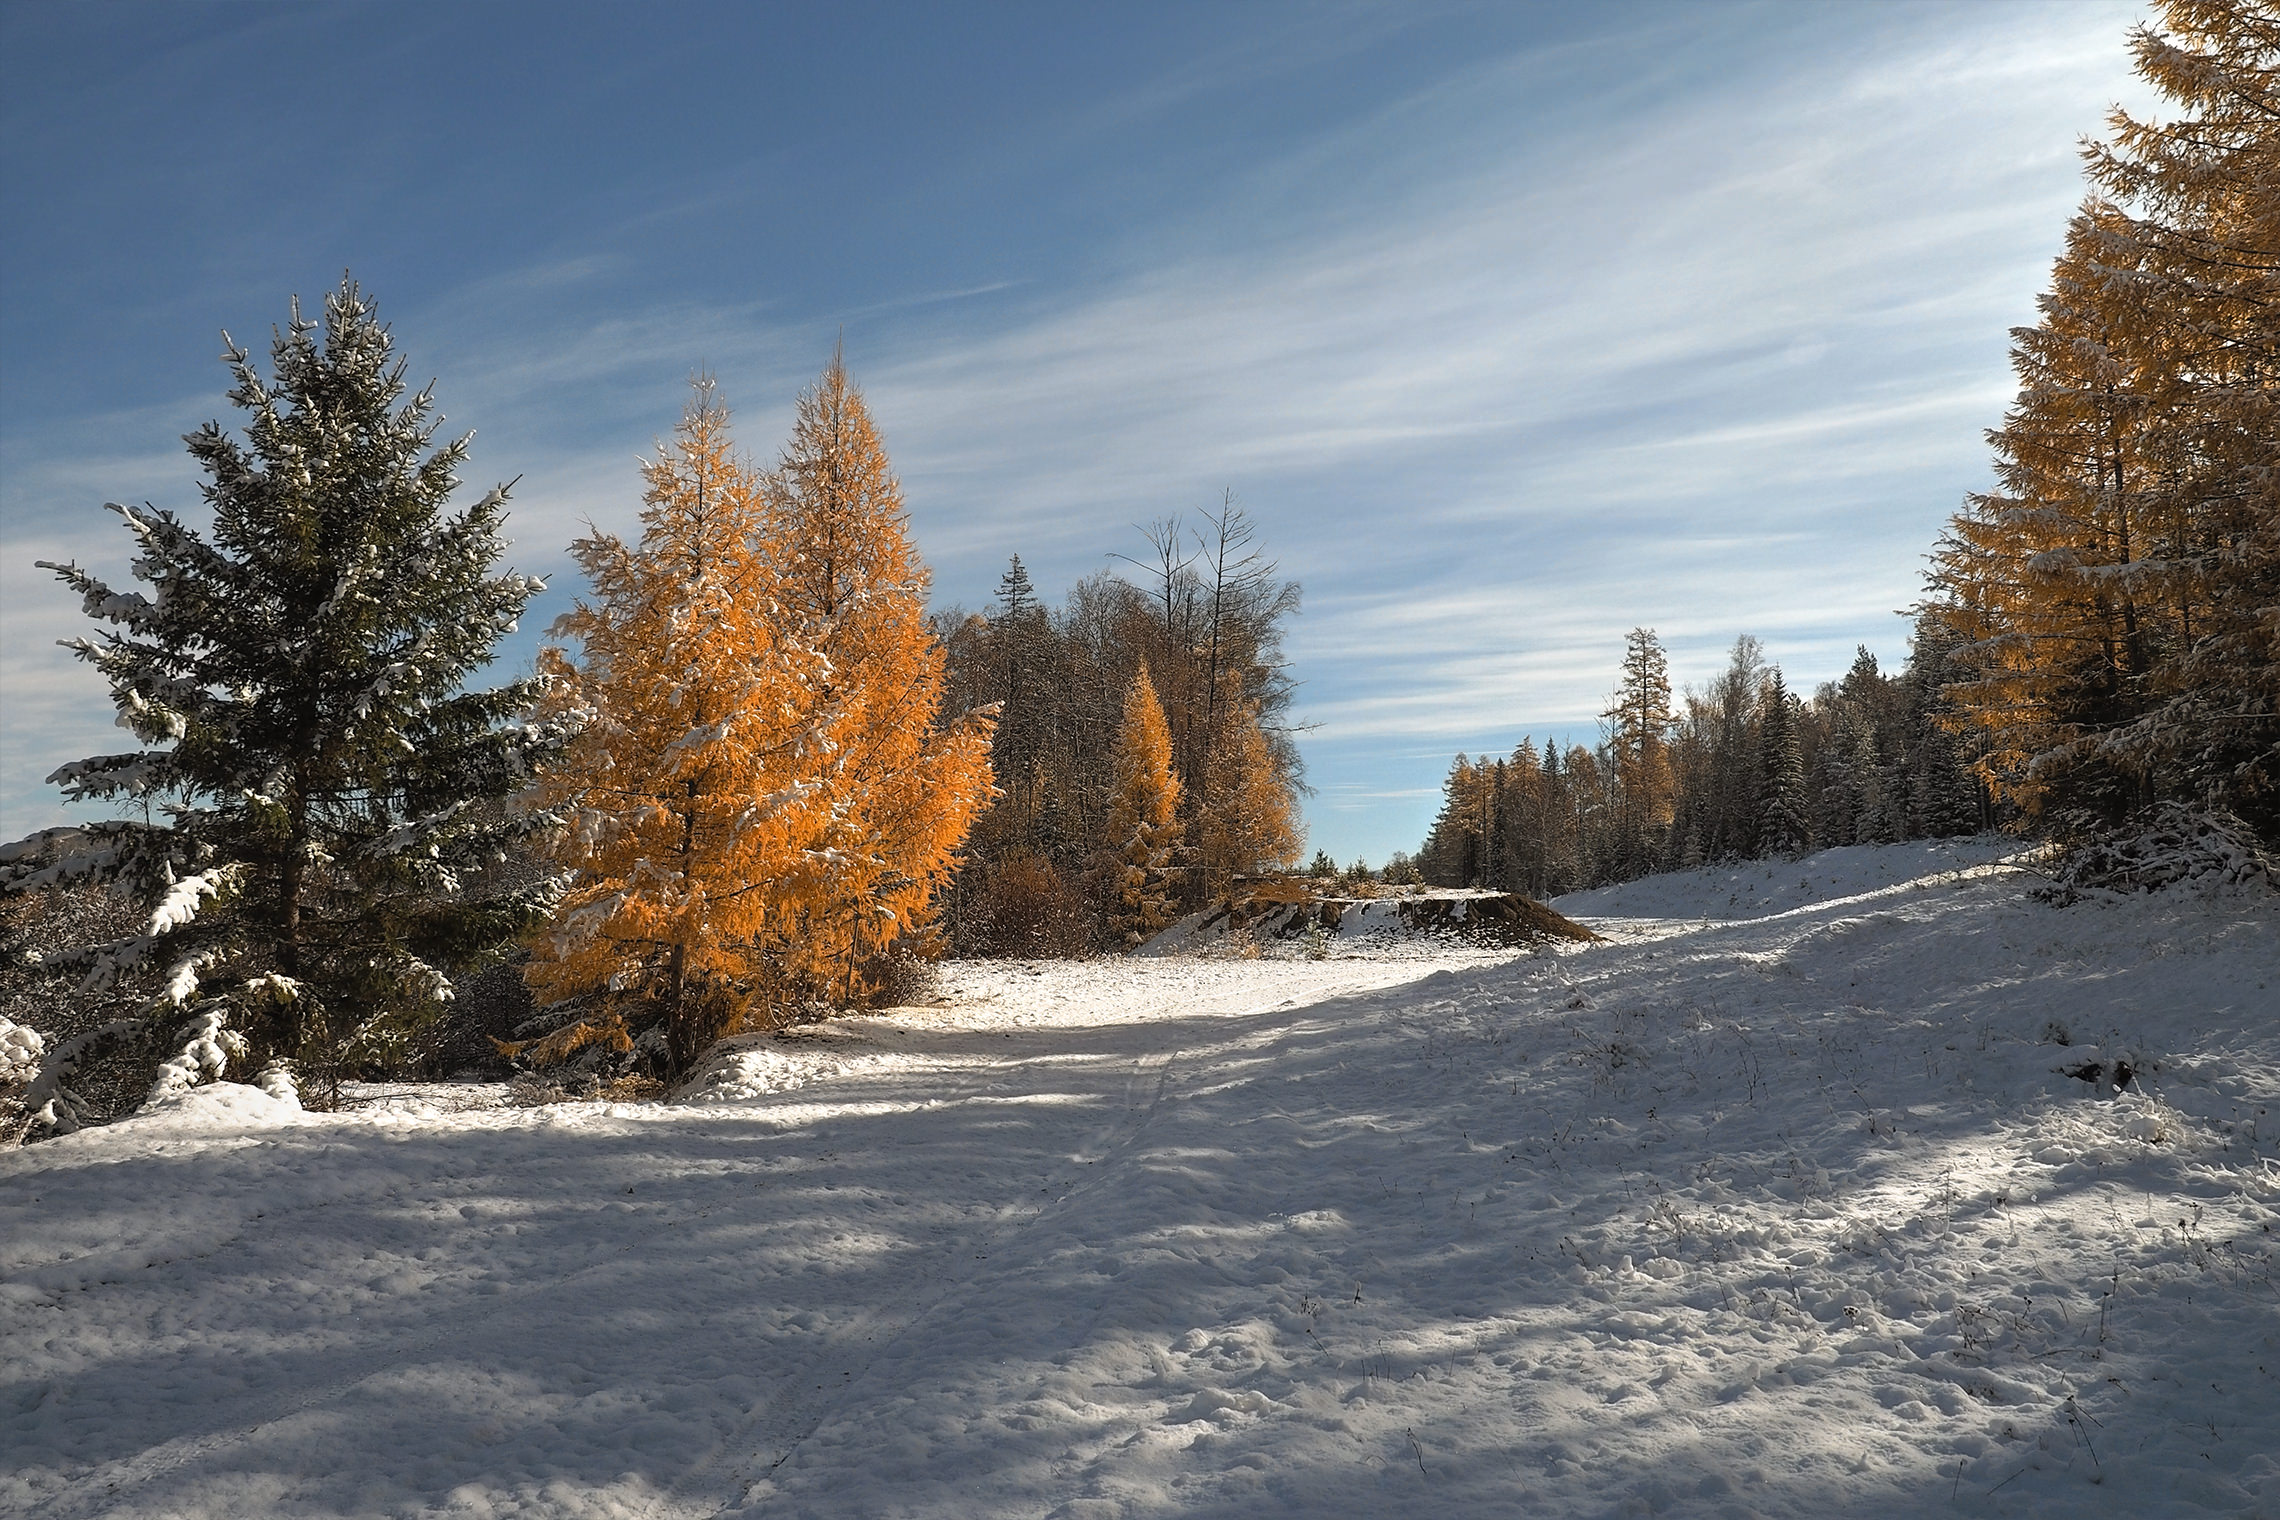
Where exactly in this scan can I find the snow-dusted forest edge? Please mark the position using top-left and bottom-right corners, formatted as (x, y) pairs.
(3, 837), (2275, 1520)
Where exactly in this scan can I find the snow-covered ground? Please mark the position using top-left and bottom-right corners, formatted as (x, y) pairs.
(4, 838), (2276, 1518)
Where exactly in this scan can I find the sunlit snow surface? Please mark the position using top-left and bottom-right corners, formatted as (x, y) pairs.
(5, 838), (2277, 1518)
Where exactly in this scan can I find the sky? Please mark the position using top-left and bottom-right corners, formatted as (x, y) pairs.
(0, 0), (2153, 867)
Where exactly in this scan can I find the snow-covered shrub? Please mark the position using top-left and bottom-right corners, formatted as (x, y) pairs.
(254, 1062), (299, 1105)
(1206, 926), (1263, 960)
(2040, 802), (2278, 899)
(871, 947), (944, 1010)
(501, 995), (671, 1103)
(955, 854), (1096, 959)
(15, 1019), (144, 1139)
(0, 1015), (45, 1142)
(1, 878), (167, 1141)
(490, 990), (675, 1086)
(417, 956), (539, 1077)
(147, 1008), (250, 1104)
(0, 1016), (40, 1082)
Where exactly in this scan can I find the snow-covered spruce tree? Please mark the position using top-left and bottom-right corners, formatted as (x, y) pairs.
(1, 278), (559, 1125)
(987, 554), (1053, 836)
(1755, 670), (1812, 858)
(1811, 647), (1887, 848)
(1899, 612), (1989, 838)
(1703, 635), (1767, 860)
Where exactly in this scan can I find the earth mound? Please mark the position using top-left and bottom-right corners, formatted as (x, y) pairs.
(1146, 879), (1598, 954)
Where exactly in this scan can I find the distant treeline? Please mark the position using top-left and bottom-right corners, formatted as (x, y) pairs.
(1410, 622), (1990, 897)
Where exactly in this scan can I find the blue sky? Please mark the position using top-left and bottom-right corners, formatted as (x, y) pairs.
(0, 0), (2148, 865)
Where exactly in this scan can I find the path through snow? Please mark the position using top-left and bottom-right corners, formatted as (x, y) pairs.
(3, 839), (2276, 1518)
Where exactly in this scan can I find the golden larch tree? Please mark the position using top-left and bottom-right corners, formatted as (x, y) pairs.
(525, 380), (821, 1071)
(1195, 695), (1303, 896)
(1932, 212), (2177, 821)
(2084, 0), (2279, 830)
(1105, 668), (1182, 948)
(1934, 2), (2279, 834)
(1604, 627), (1676, 838)
(756, 352), (996, 1003)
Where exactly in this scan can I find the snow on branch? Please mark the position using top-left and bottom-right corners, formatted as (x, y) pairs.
(48, 752), (172, 799)
(18, 1019), (144, 1138)
(0, 822), (162, 894)
(159, 948), (228, 1009)
(146, 865), (238, 937)
(147, 1008), (248, 1103)
(365, 798), (473, 858)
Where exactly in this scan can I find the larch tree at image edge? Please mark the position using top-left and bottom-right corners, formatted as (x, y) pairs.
(2, 278), (559, 1125)
(1933, 0), (2279, 841)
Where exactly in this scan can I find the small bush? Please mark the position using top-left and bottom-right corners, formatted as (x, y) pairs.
(960, 853), (1095, 958)
(1, 883), (166, 1138)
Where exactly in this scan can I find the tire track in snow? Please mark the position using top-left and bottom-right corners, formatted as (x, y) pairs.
(651, 964), (1477, 1518)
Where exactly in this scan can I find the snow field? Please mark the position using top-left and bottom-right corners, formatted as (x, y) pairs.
(1, 838), (2275, 1518)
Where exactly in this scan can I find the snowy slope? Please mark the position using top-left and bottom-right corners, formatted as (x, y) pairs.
(3, 839), (2275, 1519)
(1553, 834), (2024, 923)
